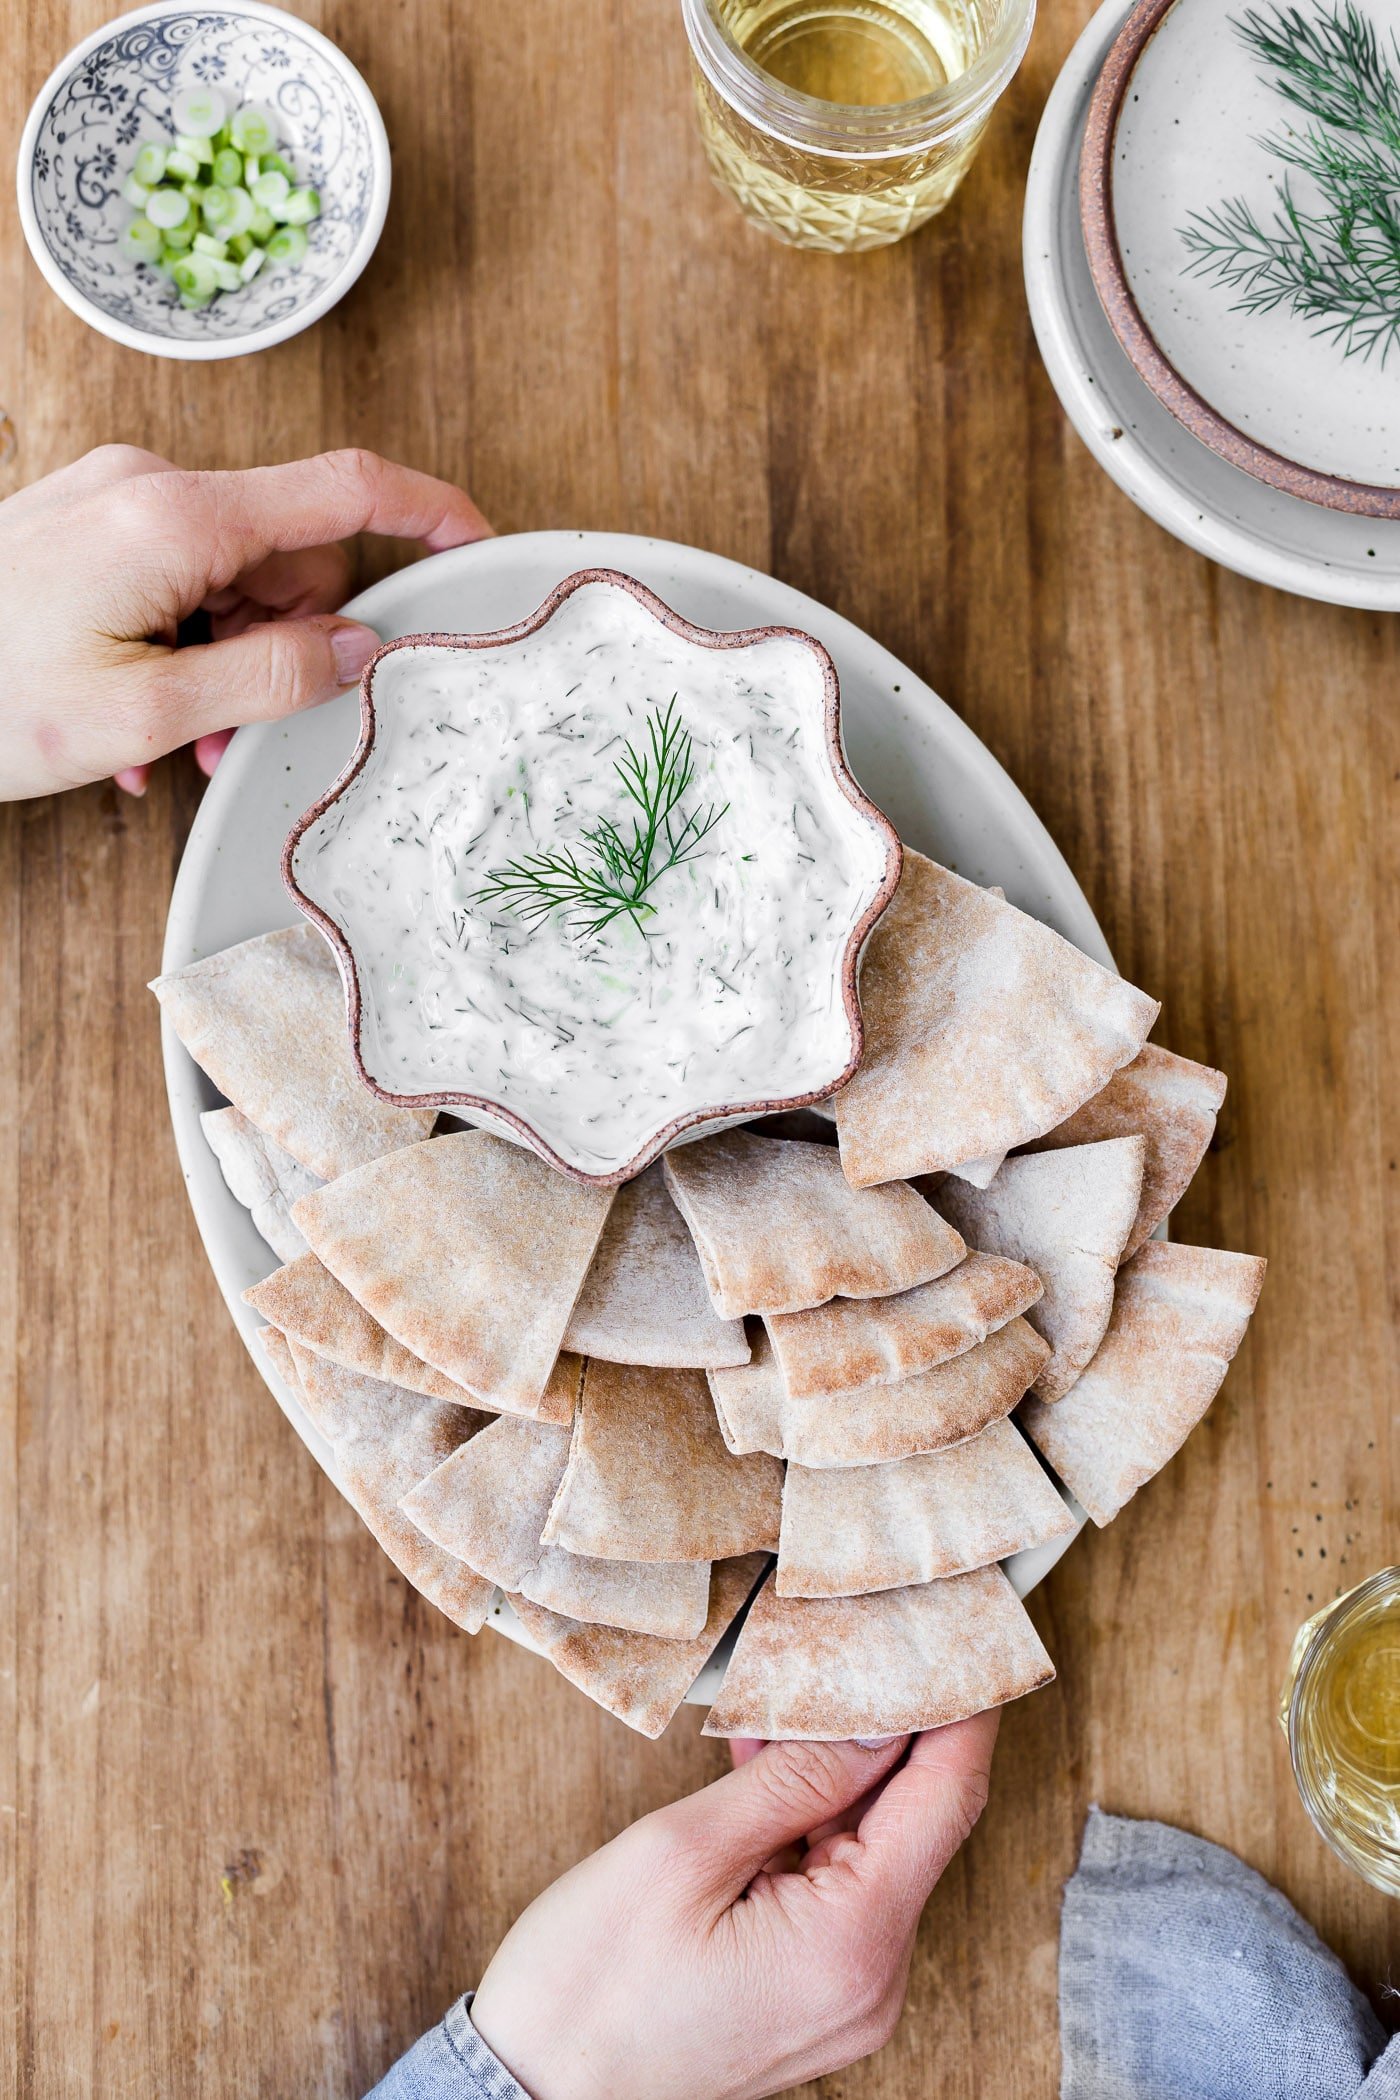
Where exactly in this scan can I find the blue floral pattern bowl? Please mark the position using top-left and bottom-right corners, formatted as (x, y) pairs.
(17, 1), (390, 359)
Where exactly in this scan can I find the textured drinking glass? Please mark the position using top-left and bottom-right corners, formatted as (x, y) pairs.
(682, 0), (1035, 252)
(1281, 1568), (1400, 1898)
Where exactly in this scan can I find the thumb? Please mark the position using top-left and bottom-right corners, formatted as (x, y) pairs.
(146, 613), (381, 743)
(669, 1737), (910, 1899)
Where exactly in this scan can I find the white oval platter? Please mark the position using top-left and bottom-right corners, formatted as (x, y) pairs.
(160, 529), (1098, 1706)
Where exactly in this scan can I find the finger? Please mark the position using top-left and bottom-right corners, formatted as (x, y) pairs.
(664, 1737), (910, 1901)
(8, 442), (173, 519)
(141, 612), (381, 749)
(203, 539), (352, 620)
(161, 450), (492, 603)
(195, 729), (235, 776)
(728, 1739), (766, 1771)
(835, 1710), (1000, 1924)
(114, 763), (151, 796)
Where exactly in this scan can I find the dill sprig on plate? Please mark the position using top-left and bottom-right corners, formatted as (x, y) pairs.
(1179, 2), (1400, 363)
(473, 697), (728, 940)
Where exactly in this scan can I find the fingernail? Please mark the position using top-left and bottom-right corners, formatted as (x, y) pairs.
(113, 766), (148, 797)
(855, 1736), (898, 1751)
(331, 622), (380, 686)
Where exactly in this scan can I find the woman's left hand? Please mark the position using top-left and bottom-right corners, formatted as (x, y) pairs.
(0, 444), (491, 801)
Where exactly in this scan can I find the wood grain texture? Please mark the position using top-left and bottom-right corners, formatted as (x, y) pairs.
(3, 1), (1397, 2094)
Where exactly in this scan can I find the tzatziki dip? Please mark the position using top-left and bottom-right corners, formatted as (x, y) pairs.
(289, 574), (898, 1179)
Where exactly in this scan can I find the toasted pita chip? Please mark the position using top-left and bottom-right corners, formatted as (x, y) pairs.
(709, 1317), (1050, 1467)
(245, 1253), (583, 1424)
(948, 1150), (1007, 1189)
(258, 1321), (303, 1393)
(202, 1105), (322, 1262)
(152, 925), (435, 1181)
(402, 1412), (710, 1637)
(748, 1107), (839, 1144)
(832, 852), (1159, 1187)
(563, 1162), (749, 1368)
(542, 1359), (783, 1562)
(703, 1564), (1055, 1739)
(507, 1555), (769, 1737)
(776, 1418), (1074, 1596)
(764, 1250), (1042, 1399)
(1020, 1044), (1228, 1261)
(936, 1138), (1145, 1403)
(291, 1131), (613, 1415)
(402, 1413), (573, 1588)
(285, 1341), (496, 1633)
(1019, 1241), (1266, 1526)
(663, 1130), (966, 1320)
(519, 1553), (712, 1641)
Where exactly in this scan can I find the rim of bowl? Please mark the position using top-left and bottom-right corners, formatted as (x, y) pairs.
(16, 0), (391, 363)
(281, 566), (905, 1188)
(1079, 0), (1400, 521)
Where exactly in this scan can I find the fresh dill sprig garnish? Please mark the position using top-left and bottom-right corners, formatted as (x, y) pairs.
(473, 697), (728, 940)
(1179, 2), (1400, 363)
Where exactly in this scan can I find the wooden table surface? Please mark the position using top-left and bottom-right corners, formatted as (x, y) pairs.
(4, 1), (1397, 2093)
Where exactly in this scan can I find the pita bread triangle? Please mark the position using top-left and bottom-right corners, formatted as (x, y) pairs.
(563, 1162), (749, 1368)
(400, 1413), (711, 1638)
(267, 1333), (497, 1634)
(776, 1417), (1075, 1596)
(201, 1105), (321, 1263)
(152, 925), (435, 1181)
(508, 1555), (770, 1738)
(763, 1248), (1043, 1399)
(702, 1564), (1055, 1739)
(291, 1130), (614, 1415)
(244, 1253), (583, 1424)
(832, 851), (1159, 1186)
(542, 1358), (783, 1562)
(709, 1316), (1050, 1467)
(1018, 1240), (1266, 1526)
(663, 1128), (966, 1319)
(1019, 1043), (1228, 1261)
(936, 1138), (1146, 1403)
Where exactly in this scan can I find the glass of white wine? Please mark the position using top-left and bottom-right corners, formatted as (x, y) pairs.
(681, 0), (1035, 252)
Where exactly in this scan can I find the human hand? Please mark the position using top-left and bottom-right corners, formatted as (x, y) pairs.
(0, 444), (491, 800)
(470, 1713), (999, 2100)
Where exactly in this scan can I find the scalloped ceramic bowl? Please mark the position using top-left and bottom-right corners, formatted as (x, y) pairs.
(282, 568), (903, 1185)
(17, 0), (389, 360)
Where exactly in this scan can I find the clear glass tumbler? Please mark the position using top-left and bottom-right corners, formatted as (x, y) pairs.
(681, 0), (1036, 253)
(1281, 1568), (1400, 1897)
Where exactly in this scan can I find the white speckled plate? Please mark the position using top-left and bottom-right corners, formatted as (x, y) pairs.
(161, 531), (1100, 1708)
(1084, 0), (1400, 513)
(1026, 0), (1400, 603)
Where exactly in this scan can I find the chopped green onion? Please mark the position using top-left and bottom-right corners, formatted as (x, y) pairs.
(260, 151), (296, 184)
(133, 143), (168, 187)
(228, 231), (254, 261)
(282, 186), (321, 227)
(199, 184), (233, 226)
(161, 226), (194, 255)
(145, 187), (191, 231)
(221, 185), (255, 237)
(171, 87), (227, 139)
(249, 206), (276, 241)
(172, 253), (218, 299)
(121, 174), (151, 209)
(244, 155), (262, 188)
(265, 224), (308, 265)
(211, 259), (243, 292)
(174, 131), (214, 165)
(121, 217), (163, 264)
(251, 169), (289, 212)
(192, 232), (228, 259)
(230, 104), (275, 155)
(239, 248), (266, 283)
(211, 147), (243, 188)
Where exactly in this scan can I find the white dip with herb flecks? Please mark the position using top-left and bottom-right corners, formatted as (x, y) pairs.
(293, 579), (891, 1176)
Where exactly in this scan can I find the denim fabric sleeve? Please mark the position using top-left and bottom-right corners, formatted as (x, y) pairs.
(1061, 1807), (1400, 2100)
(365, 1993), (530, 2100)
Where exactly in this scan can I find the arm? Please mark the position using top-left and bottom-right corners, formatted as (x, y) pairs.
(370, 1716), (998, 2100)
(0, 444), (491, 801)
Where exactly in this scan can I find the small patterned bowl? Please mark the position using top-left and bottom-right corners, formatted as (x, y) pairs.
(17, 1), (390, 361)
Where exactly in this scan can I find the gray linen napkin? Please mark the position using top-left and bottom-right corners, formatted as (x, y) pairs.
(1061, 1808), (1400, 2098)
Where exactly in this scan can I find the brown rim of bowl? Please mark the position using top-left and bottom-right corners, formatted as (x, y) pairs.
(1080, 0), (1400, 522)
(281, 566), (904, 1188)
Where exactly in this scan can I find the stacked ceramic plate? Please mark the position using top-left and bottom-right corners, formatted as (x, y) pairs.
(1025, 0), (1400, 608)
